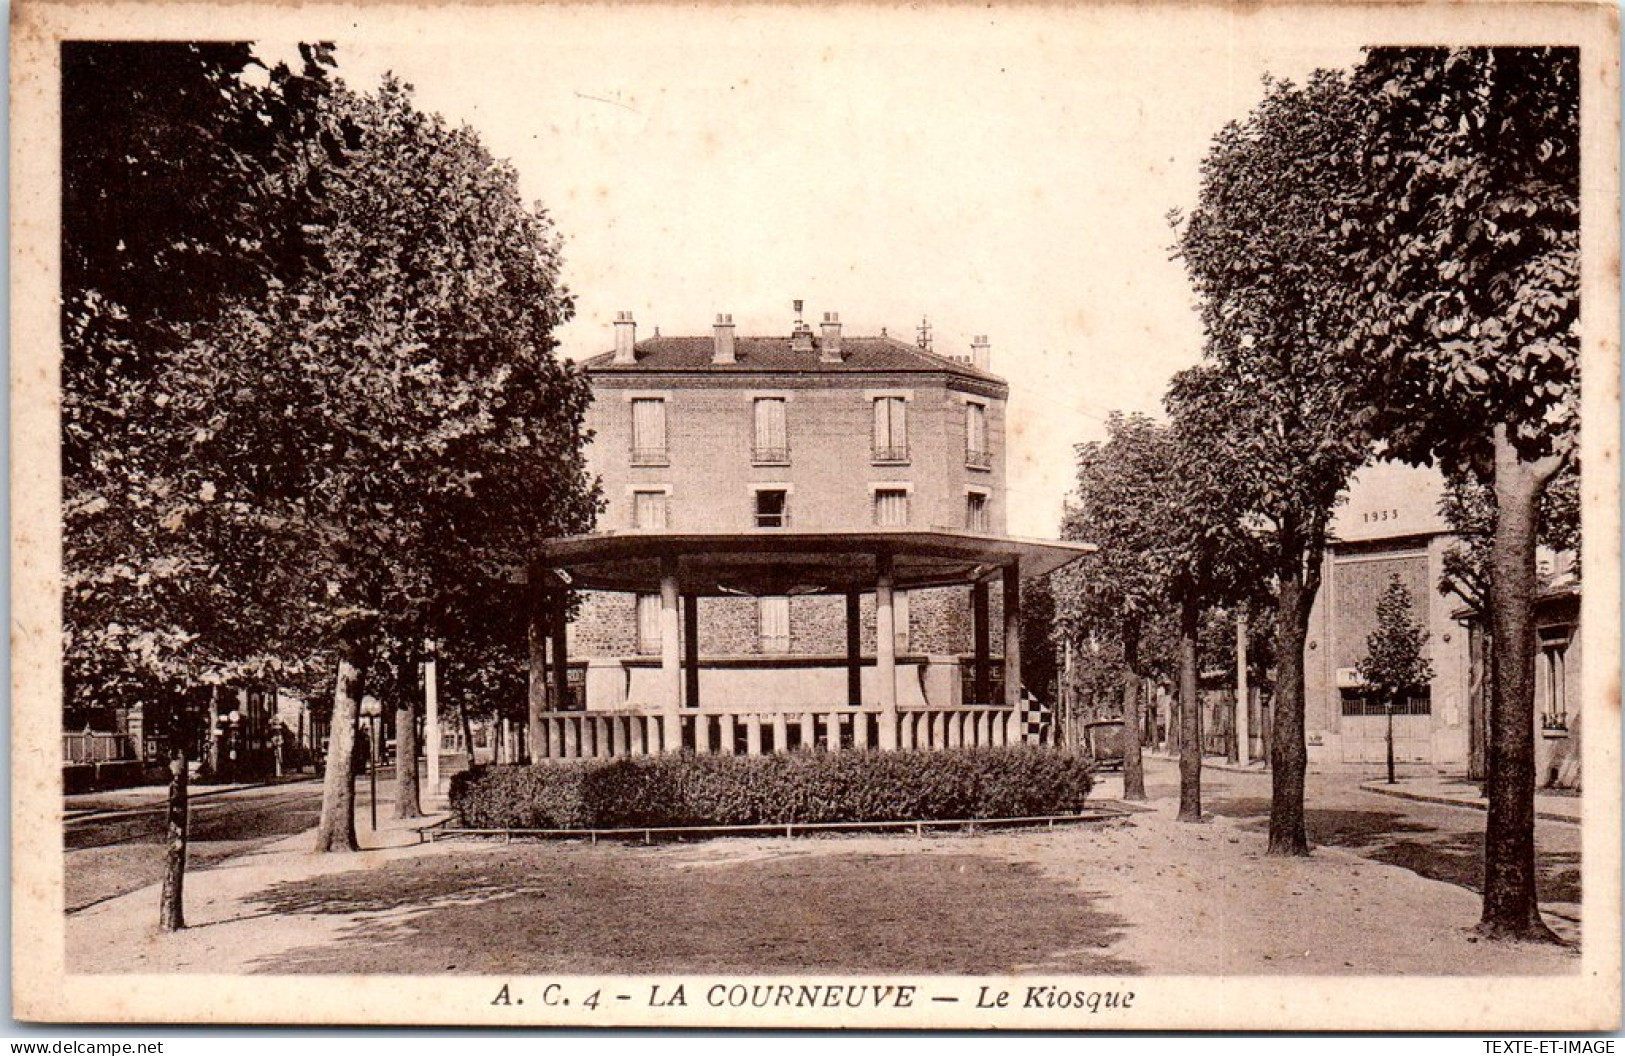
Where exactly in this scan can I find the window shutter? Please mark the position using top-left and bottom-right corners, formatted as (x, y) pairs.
(875, 490), (908, 527)
(636, 594), (661, 654)
(968, 403), (986, 454)
(634, 491), (668, 529)
(632, 399), (666, 453)
(757, 399), (787, 449)
(759, 596), (790, 653)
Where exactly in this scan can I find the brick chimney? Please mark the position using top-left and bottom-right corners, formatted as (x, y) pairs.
(713, 313), (736, 364)
(971, 334), (990, 371)
(613, 311), (637, 364)
(789, 299), (815, 353)
(819, 312), (843, 362)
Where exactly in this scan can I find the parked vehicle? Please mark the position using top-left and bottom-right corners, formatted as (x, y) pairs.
(1083, 720), (1126, 772)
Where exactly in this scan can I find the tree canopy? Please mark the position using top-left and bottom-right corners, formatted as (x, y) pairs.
(1343, 47), (1580, 473)
(62, 48), (601, 852)
(62, 43), (346, 714)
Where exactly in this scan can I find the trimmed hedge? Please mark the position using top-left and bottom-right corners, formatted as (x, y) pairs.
(450, 745), (1094, 830)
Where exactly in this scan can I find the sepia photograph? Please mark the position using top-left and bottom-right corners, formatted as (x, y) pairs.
(10, 0), (1620, 1031)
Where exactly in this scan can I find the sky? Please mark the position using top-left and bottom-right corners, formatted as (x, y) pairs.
(298, 6), (1375, 536)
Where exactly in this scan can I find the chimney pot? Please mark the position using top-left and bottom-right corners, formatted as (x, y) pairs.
(819, 310), (843, 362)
(971, 334), (991, 371)
(713, 311), (737, 364)
(613, 311), (637, 364)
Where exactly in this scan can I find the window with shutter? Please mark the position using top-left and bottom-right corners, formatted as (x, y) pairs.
(872, 398), (908, 462)
(631, 399), (668, 465)
(966, 403), (990, 469)
(759, 596), (790, 653)
(753, 398), (789, 464)
(635, 594), (661, 654)
(966, 491), (990, 532)
(873, 488), (909, 527)
(632, 490), (669, 529)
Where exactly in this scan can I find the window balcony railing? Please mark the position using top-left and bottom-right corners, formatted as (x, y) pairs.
(965, 447), (992, 471)
(752, 446), (791, 465)
(872, 444), (910, 464)
(630, 447), (670, 467)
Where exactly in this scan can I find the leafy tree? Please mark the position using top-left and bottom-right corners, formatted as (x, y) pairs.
(1057, 414), (1175, 801)
(1439, 462), (1581, 611)
(150, 76), (599, 852)
(61, 42), (343, 929)
(1171, 70), (1373, 854)
(63, 43), (342, 722)
(1342, 47), (1578, 941)
(1356, 576), (1436, 784)
(1162, 372), (1271, 821)
(1058, 408), (1259, 816)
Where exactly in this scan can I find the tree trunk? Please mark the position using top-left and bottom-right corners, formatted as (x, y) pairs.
(1177, 599), (1202, 822)
(1174, 692), (1185, 756)
(314, 628), (371, 852)
(158, 746), (188, 931)
(1268, 575), (1312, 855)
(1466, 619), (1488, 783)
(528, 598), (548, 762)
(393, 648), (422, 820)
(1479, 431), (1563, 943)
(1120, 621), (1146, 801)
(461, 708), (476, 768)
(1259, 687), (1271, 771)
(205, 686), (222, 780)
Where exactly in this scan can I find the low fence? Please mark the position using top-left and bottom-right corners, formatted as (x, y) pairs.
(423, 806), (1132, 845)
(62, 731), (135, 764)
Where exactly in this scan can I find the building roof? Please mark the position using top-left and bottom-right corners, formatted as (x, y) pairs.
(535, 529), (1093, 595)
(582, 334), (1005, 386)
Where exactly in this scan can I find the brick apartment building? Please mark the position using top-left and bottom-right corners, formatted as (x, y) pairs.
(522, 306), (1089, 757)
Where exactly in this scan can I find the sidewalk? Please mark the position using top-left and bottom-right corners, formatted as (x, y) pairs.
(1139, 751), (1582, 825)
(1357, 774), (1581, 824)
(65, 773), (321, 817)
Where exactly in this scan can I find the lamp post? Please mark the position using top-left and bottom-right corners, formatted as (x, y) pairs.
(1385, 696), (1396, 786)
(226, 709), (242, 783)
(360, 697), (382, 829)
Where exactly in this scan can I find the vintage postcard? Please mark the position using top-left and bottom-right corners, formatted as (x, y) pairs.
(11, 0), (1621, 1031)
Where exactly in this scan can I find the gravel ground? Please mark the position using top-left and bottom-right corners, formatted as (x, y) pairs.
(66, 792), (1578, 977)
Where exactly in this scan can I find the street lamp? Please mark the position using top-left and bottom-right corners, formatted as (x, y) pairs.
(359, 696), (382, 830)
(1385, 696), (1396, 785)
(226, 709), (243, 782)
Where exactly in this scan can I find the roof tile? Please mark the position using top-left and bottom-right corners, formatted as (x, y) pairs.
(582, 334), (1004, 384)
